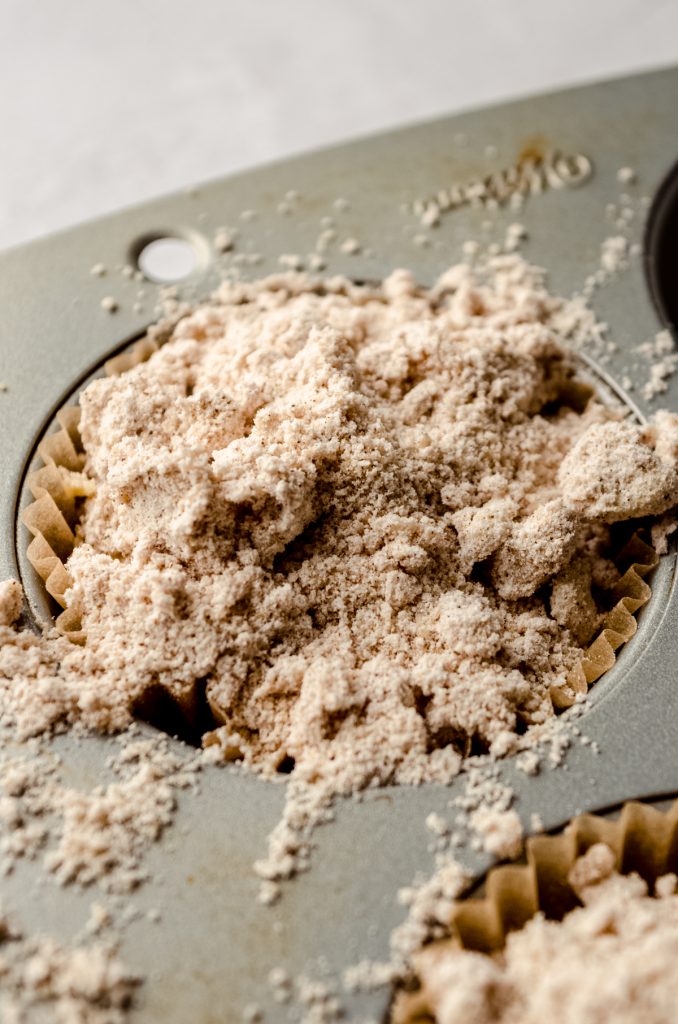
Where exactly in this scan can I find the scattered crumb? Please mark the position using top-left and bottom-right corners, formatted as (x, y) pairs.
(391, 854), (467, 967)
(0, 731), (199, 897)
(243, 1003), (263, 1023)
(343, 959), (399, 992)
(258, 880), (281, 906)
(308, 253), (326, 272)
(600, 235), (629, 274)
(269, 965), (292, 1004)
(617, 166), (636, 185)
(278, 253), (304, 270)
(339, 237), (361, 254)
(426, 813), (449, 837)
(214, 227), (236, 253)
(469, 806), (523, 860)
(85, 903), (111, 935)
(516, 750), (540, 776)
(504, 222), (527, 252)
(420, 205), (440, 229)
(0, 901), (138, 1022)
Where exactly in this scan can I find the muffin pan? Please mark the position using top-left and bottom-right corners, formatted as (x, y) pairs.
(2, 66), (678, 1022)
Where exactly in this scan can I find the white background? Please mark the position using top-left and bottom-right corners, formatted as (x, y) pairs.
(2, 0), (677, 251)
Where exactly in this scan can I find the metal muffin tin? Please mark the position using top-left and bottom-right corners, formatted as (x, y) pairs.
(2, 66), (678, 1022)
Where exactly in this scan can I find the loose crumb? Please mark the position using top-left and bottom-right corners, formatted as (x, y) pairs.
(469, 806), (523, 860)
(243, 1004), (263, 1023)
(517, 750), (540, 776)
(600, 236), (629, 275)
(214, 227), (236, 253)
(426, 813), (449, 837)
(617, 166), (637, 185)
(529, 812), (543, 833)
(339, 237), (361, 254)
(278, 253), (304, 270)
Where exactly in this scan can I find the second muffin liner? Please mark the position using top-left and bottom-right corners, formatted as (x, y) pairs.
(393, 797), (678, 1023)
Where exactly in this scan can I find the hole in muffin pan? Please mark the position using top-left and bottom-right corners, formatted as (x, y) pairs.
(645, 158), (678, 336)
(131, 230), (208, 283)
(14, 320), (670, 750)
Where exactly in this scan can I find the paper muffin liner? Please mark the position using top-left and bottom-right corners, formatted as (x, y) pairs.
(21, 335), (161, 643)
(552, 532), (658, 710)
(21, 340), (659, 709)
(393, 798), (678, 1023)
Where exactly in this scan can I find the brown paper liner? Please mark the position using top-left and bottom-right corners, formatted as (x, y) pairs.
(21, 334), (160, 642)
(393, 799), (678, 1023)
(552, 533), (658, 710)
(103, 335), (160, 377)
(22, 407), (87, 642)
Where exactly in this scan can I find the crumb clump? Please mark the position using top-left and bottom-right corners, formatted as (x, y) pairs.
(469, 806), (523, 860)
(0, 731), (199, 892)
(404, 845), (678, 1024)
(0, 578), (22, 627)
(0, 901), (138, 1023)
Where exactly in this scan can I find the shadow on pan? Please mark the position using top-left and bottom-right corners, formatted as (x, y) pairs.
(645, 158), (678, 335)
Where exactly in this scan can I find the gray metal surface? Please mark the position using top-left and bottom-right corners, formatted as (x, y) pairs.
(2, 66), (678, 1022)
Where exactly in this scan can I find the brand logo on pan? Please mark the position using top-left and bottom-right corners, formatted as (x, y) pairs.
(410, 150), (593, 225)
